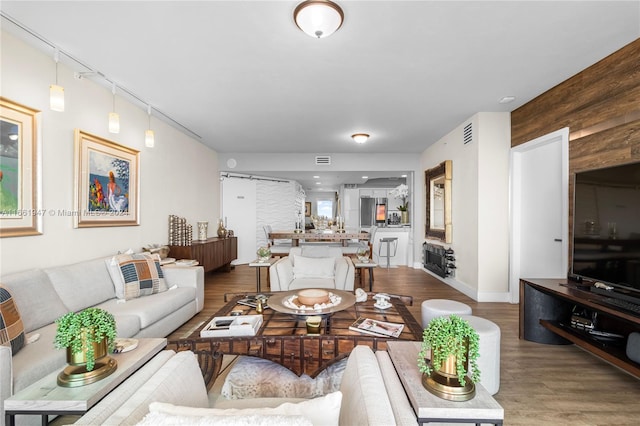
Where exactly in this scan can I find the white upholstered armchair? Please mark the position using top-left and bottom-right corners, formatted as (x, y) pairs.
(268, 246), (355, 291)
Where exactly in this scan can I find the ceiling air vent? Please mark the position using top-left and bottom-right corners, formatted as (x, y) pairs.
(315, 155), (331, 165)
(463, 123), (473, 145)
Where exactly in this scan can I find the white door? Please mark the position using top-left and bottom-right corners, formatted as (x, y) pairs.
(222, 177), (257, 264)
(509, 128), (569, 303)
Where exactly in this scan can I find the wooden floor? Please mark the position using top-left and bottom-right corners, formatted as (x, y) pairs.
(168, 265), (640, 425)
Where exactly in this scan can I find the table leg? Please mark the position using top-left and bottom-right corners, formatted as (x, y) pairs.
(369, 268), (374, 292)
(255, 267), (261, 292)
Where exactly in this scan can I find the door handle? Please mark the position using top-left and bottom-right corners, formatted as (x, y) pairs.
(554, 238), (562, 242)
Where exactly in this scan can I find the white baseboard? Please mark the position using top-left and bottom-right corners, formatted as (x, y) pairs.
(417, 267), (511, 303)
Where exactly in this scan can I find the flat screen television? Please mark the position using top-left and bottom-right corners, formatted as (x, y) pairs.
(571, 161), (640, 290)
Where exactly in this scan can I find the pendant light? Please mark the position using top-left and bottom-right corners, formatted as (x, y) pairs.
(294, 0), (344, 39)
(108, 82), (120, 133)
(49, 48), (64, 111)
(145, 105), (154, 148)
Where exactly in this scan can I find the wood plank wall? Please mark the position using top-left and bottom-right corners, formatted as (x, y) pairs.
(511, 38), (640, 261)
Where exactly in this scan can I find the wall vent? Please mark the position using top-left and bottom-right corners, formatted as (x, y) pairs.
(463, 122), (473, 144)
(315, 155), (331, 165)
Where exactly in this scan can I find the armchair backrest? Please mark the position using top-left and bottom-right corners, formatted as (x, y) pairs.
(289, 246), (343, 262)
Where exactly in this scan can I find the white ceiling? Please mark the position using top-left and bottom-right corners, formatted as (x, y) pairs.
(2, 1), (639, 190)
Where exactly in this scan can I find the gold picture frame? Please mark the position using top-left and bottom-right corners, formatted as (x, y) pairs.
(0, 97), (42, 237)
(305, 201), (311, 217)
(73, 129), (140, 228)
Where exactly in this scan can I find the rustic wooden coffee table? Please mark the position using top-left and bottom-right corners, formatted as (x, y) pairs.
(169, 291), (422, 377)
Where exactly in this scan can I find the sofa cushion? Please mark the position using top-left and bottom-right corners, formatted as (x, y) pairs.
(144, 391), (342, 426)
(45, 257), (116, 313)
(293, 256), (335, 280)
(376, 350), (419, 425)
(97, 287), (195, 329)
(108, 253), (168, 300)
(221, 356), (347, 400)
(0, 285), (25, 355)
(96, 350), (209, 425)
(136, 411), (312, 426)
(11, 323), (66, 393)
(74, 350), (177, 425)
(0, 269), (68, 333)
(339, 346), (396, 425)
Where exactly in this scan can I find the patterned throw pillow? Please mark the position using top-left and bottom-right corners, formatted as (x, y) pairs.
(0, 284), (26, 355)
(113, 253), (168, 300)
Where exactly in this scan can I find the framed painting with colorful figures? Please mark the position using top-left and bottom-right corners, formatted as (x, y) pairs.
(73, 129), (139, 228)
(0, 97), (42, 237)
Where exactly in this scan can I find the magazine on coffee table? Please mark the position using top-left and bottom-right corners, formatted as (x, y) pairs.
(349, 316), (404, 338)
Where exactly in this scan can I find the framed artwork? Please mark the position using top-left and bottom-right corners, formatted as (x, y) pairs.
(305, 201), (311, 217)
(0, 97), (42, 237)
(73, 129), (140, 228)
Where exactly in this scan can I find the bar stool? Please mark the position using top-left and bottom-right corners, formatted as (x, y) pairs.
(378, 237), (398, 268)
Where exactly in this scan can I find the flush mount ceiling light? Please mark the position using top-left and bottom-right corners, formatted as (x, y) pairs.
(351, 133), (369, 144)
(294, 0), (344, 39)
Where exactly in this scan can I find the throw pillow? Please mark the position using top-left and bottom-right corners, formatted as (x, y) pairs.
(293, 256), (335, 280)
(0, 284), (26, 355)
(108, 253), (167, 300)
(136, 412), (312, 426)
(144, 391), (342, 426)
(221, 356), (347, 400)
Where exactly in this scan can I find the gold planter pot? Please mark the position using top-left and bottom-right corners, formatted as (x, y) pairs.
(57, 333), (117, 388)
(422, 346), (476, 401)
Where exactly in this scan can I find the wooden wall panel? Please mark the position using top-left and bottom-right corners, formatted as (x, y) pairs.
(511, 38), (640, 266)
(511, 38), (640, 149)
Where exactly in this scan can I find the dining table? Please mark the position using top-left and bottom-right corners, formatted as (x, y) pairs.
(269, 230), (370, 247)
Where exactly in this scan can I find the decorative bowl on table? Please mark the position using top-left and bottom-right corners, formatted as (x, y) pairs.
(297, 289), (330, 306)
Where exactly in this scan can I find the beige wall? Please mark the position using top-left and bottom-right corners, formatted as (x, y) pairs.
(420, 112), (510, 301)
(0, 31), (219, 275)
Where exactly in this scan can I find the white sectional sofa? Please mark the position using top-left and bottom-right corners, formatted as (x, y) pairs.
(73, 345), (418, 425)
(0, 255), (204, 425)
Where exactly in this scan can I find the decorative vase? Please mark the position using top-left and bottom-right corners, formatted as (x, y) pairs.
(217, 219), (226, 238)
(256, 246), (271, 262)
(401, 211), (409, 224)
(197, 221), (208, 241)
(421, 340), (475, 401)
(57, 330), (117, 388)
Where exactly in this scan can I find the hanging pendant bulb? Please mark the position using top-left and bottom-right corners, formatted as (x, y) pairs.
(50, 48), (64, 112)
(145, 105), (154, 148)
(108, 82), (120, 133)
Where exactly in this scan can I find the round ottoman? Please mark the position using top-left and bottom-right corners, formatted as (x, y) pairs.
(421, 299), (472, 328)
(460, 315), (501, 395)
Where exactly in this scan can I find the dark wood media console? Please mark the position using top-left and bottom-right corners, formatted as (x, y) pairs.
(520, 278), (640, 378)
(169, 237), (237, 273)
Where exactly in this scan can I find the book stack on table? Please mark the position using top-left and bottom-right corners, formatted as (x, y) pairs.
(200, 315), (263, 337)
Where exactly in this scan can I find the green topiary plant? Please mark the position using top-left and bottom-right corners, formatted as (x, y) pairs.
(417, 314), (480, 386)
(54, 307), (117, 371)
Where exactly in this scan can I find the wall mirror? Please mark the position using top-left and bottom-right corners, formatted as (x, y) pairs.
(425, 160), (452, 243)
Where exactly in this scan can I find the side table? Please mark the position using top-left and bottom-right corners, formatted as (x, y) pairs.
(4, 338), (166, 426)
(354, 262), (377, 291)
(248, 259), (274, 292)
(386, 341), (504, 425)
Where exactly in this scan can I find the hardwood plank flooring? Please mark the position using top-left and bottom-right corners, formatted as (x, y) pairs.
(168, 265), (640, 425)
